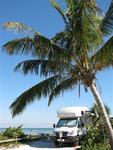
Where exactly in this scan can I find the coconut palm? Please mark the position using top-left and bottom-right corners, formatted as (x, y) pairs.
(2, 0), (113, 148)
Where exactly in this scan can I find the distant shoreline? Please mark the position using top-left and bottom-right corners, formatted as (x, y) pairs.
(0, 128), (53, 135)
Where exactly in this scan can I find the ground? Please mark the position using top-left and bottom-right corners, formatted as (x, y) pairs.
(0, 140), (80, 150)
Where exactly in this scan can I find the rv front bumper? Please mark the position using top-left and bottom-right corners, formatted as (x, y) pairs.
(53, 136), (79, 143)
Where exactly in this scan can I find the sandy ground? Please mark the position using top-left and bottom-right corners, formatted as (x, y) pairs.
(0, 140), (80, 150)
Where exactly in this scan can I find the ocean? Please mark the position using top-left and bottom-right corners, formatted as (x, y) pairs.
(0, 128), (53, 135)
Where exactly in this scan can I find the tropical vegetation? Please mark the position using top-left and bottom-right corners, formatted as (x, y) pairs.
(2, 0), (113, 149)
(90, 103), (111, 125)
(3, 125), (25, 138)
(80, 104), (112, 149)
(80, 121), (111, 149)
(0, 134), (9, 141)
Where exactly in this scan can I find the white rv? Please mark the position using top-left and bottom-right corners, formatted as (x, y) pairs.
(53, 106), (90, 146)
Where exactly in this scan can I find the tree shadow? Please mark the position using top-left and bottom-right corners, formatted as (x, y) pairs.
(24, 140), (75, 149)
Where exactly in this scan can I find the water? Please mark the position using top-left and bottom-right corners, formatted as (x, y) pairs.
(23, 128), (53, 135)
(0, 128), (53, 135)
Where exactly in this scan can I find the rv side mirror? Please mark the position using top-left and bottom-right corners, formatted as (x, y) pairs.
(53, 123), (56, 128)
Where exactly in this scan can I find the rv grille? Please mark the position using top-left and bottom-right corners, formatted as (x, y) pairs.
(55, 132), (68, 137)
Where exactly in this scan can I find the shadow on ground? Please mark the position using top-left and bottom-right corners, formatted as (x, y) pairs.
(25, 140), (76, 149)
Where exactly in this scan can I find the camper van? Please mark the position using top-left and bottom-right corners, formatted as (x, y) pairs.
(53, 106), (90, 146)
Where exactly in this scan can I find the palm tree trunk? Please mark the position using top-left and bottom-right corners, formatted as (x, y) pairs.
(90, 80), (113, 150)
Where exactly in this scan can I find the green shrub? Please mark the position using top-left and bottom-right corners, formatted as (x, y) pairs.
(0, 133), (9, 140)
(81, 143), (110, 150)
(3, 125), (25, 138)
(80, 104), (112, 150)
(80, 124), (110, 150)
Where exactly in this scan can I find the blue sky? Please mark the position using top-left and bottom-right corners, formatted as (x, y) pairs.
(0, 0), (113, 128)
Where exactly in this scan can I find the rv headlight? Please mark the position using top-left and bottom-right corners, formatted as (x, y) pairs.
(68, 130), (75, 136)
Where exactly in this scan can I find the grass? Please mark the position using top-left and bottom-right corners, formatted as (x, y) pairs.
(0, 133), (21, 149)
(0, 133), (9, 141)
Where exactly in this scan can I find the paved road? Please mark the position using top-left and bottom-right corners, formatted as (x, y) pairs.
(0, 140), (81, 150)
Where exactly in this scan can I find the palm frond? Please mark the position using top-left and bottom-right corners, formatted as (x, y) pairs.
(65, 0), (76, 9)
(51, 30), (74, 53)
(91, 36), (113, 71)
(15, 59), (70, 77)
(33, 33), (71, 61)
(48, 77), (78, 106)
(3, 22), (35, 34)
(2, 37), (35, 55)
(51, 31), (66, 45)
(50, 0), (67, 24)
(100, 0), (113, 35)
(65, 0), (102, 53)
(10, 75), (61, 117)
(3, 32), (71, 62)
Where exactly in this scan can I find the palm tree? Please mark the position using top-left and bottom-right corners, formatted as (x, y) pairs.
(2, 0), (113, 148)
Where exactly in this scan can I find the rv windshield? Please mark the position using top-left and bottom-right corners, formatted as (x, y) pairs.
(57, 118), (77, 127)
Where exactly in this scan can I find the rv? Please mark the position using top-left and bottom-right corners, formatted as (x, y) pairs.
(53, 106), (90, 146)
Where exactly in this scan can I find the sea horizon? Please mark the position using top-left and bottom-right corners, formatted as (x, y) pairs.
(0, 127), (53, 135)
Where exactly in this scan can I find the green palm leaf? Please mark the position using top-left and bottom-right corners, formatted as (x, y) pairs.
(3, 32), (71, 61)
(100, 0), (113, 35)
(50, 0), (67, 24)
(91, 36), (113, 71)
(48, 77), (78, 106)
(2, 37), (35, 55)
(10, 75), (61, 117)
(66, 0), (102, 52)
(15, 59), (70, 76)
(34, 33), (71, 61)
